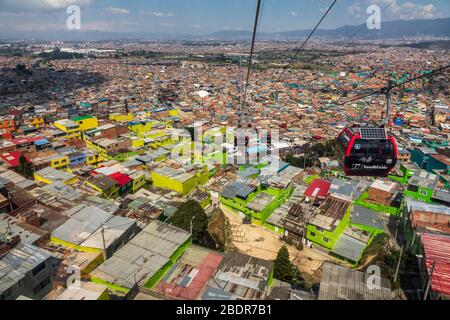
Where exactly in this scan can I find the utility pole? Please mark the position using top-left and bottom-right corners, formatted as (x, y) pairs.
(423, 260), (436, 300)
(394, 218), (400, 243)
(124, 99), (129, 114)
(394, 245), (404, 283)
(101, 227), (107, 261)
(162, 282), (166, 300)
(6, 219), (12, 235)
(190, 216), (196, 244)
(7, 190), (14, 213)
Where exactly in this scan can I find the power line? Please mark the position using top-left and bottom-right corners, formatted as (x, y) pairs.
(240, 0), (263, 128)
(275, 0), (338, 82)
(338, 64), (450, 106)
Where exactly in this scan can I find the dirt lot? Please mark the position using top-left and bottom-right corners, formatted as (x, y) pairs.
(207, 207), (227, 249)
(220, 205), (347, 279)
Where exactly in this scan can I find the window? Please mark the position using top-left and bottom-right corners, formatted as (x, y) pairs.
(53, 161), (59, 165)
(337, 131), (350, 151)
(420, 189), (428, 196)
(310, 231), (316, 237)
(323, 237), (329, 243)
(316, 226), (324, 232)
(32, 261), (46, 277)
(351, 139), (394, 161)
(407, 185), (419, 193)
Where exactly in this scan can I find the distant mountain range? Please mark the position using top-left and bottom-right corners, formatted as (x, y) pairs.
(1, 18), (449, 41)
(203, 18), (450, 40)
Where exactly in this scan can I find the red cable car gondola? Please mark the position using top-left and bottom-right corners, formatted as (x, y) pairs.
(336, 127), (398, 176)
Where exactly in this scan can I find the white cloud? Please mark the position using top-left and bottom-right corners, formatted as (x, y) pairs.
(139, 10), (174, 17)
(104, 7), (130, 15)
(347, 2), (362, 18)
(1, 0), (93, 11)
(160, 22), (175, 27)
(82, 20), (137, 32)
(363, 0), (441, 20)
(290, 11), (299, 17)
(190, 24), (202, 29)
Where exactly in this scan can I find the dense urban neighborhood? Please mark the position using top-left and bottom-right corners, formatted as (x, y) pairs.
(0, 1), (449, 303)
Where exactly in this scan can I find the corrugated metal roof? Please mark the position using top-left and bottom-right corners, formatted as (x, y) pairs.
(331, 234), (366, 262)
(220, 181), (255, 200)
(406, 197), (450, 216)
(422, 233), (450, 296)
(304, 179), (331, 198)
(318, 262), (392, 300)
(90, 221), (190, 289)
(0, 243), (53, 293)
(52, 205), (134, 248)
(351, 206), (385, 230)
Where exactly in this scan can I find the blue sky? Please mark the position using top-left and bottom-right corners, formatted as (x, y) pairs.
(0, 0), (449, 33)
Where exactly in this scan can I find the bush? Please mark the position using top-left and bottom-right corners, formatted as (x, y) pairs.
(169, 200), (208, 243)
(273, 246), (302, 285)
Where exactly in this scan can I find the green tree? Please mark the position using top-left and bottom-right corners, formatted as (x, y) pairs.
(16, 154), (33, 178)
(273, 246), (297, 284)
(169, 200), (208, 243)
(15, 63), (32, 76)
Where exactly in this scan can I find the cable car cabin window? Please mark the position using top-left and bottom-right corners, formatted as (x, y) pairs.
(337, 131), (350, 156)
(351, 139), (394, 162)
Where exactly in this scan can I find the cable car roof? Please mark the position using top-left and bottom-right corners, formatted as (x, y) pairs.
(348, 127), (388, 140)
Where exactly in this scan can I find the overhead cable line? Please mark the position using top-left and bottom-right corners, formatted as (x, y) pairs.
(338, 64), (450, 105)
(275, 0), (338, 82)
(240, 0), (263, 128)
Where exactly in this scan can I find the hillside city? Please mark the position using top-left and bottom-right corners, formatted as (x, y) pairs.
(0, 32), (449, 301)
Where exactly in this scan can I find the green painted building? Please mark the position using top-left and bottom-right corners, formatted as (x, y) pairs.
(389, 163), (418, 185)
(306, 197), (385, 266)
(90, 221), (191, 295)
(404, 170), (439, 203)
(220, 181), (293, 225)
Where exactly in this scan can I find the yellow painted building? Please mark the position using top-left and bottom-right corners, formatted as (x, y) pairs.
(109, 113), (134, 122)
(31, 116), (45, 128)
(54, 119), (81, 139)
(86, 175), (120, 199)
(72, 116), (99, 131)
(128, 120), (160, 134)
(49, 154), (70, 169)
(151, 165), (208, 196)
(151, 167), (197, 196)
(85, 151), (102, 165)
(34, 167), (78, 185)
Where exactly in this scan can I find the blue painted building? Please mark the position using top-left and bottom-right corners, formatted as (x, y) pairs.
(68, 152), (86, 166)
(409, 147), (438, 169)
(426, 154), (450, 175)
(34, 138), (52, 151)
